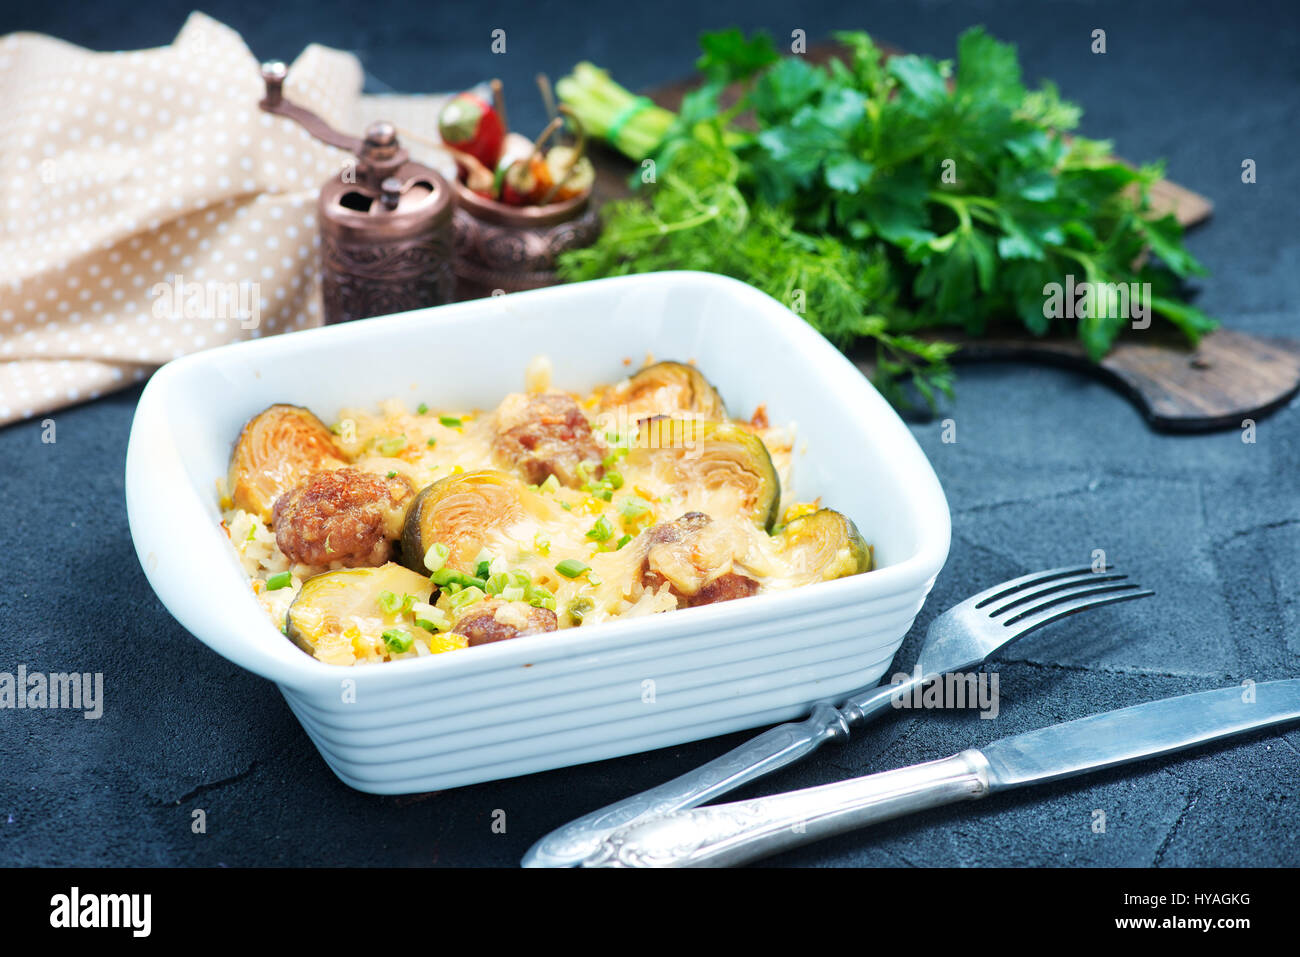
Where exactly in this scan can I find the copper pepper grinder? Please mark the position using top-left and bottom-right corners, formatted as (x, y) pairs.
(259, 61), (456, 324)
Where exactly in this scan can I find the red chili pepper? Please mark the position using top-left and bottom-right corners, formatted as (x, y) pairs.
(438, 91), (505, 169)
(496, 116), (565, 206)
(500, 154), (555, 206)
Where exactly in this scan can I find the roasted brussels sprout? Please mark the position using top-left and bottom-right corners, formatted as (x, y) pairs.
(400, 470), (524, 574)
(491, 392), (603, 488)
(228, 404), (346, 522)
(776, 508), (873, 583)
(603, 361), (727, 421)
(452, 599), (558, 646)
(272, 467), (413, 568)
(629, 419), (780, 530)
(285, 563), (449, 661)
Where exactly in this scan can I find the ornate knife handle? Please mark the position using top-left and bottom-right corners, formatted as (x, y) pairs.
(582, 750), (991, 868)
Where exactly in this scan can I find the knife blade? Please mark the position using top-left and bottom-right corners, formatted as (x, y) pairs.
(579, 679), (1300, 867)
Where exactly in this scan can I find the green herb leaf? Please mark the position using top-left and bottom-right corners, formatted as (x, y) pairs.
(559, 27), (1216, 409)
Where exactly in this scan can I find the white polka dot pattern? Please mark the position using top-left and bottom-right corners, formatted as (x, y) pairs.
(0, 12), (455, 426)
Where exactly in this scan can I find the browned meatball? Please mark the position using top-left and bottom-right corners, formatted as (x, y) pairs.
(640, 512), (759, 608)
(643, 511), (712, 546)
(453, 600), (559, 647)
(272, 467), (412, 567)
(491, 392), (603, 488)
(687, 572), (759, 607)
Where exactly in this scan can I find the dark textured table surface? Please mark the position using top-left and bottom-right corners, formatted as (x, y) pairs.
(2, 0), (1297, 867)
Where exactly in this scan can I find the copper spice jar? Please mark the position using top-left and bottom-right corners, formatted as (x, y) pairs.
(450, 180), (601, 300)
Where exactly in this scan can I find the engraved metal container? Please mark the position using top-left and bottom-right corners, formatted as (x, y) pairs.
(258, 62), (455, 324)
(451, 179), (601, 300)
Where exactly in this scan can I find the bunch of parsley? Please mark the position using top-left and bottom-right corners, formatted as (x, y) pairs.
(558, 27), (1216, 407)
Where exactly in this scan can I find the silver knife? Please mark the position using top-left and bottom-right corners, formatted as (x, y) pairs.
(579, 678), (1300, 867)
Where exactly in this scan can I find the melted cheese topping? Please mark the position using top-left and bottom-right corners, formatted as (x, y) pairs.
(228, 359), (867, 662)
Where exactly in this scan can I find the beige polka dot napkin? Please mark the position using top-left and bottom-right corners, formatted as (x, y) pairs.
(0, 11), (456, 426)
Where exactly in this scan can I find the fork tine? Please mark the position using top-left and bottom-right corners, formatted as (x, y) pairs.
(986, 570), (1129, 617)
(967, 564), (1107, 610)
(1002, 585), (1154, 636)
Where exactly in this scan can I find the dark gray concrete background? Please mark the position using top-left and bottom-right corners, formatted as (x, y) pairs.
(1, 0), (1296, 866)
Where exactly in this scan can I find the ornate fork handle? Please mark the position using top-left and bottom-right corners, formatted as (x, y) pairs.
(582, 750), (991, 868)
(523, 702), (861, 867)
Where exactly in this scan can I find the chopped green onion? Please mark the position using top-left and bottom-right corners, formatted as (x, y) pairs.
(586, 515), (614, 542)
(539, 474), (560, 494)
(567, 597), (594, 623)
(533, 533), (551, 555)
(606, 471), (624, 490)
(245, 524), (257, 542)
(484, 572), (509, 596)
(476, 560), (491, 579)
(411, 600), (448, 631)
(417, 402), (429, 415)
(426, 437), (437, 448)
(382, 628), (414, 653)
(386, 470), (397, 479)
(502, 585), (526, 602)
(423, 542), (450, 572)
(527, 584), (557, 611)
(620, 496), (651, 519)
(555, 559), (591, 579)
(448, 585), (486, 611)
(431, 567), (487, 590)
(378, 435), (407, 456)
(559, 501), (572, 511)
(615, 534), (632, 550)
(266, 571), (292, 591)
(377, 590), (402, 614)
(439, 415), (463, 428)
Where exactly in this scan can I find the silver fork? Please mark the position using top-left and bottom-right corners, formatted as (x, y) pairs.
(522, 564), (1153, 867)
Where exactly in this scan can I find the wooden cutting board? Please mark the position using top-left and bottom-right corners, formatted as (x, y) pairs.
(586, 43), (1300, 432)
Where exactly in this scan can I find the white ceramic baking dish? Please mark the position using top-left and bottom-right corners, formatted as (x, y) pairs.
(125, 271), (950, 793)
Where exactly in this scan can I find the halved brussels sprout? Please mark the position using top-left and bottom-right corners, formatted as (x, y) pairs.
(776, 508), (873, 583)
(603, 361), (727, 421)
(285, 562), (457, 662)
(400, 469), (524, 575)
(628, 419), (780, 530)
(228, 404), (346, 522)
